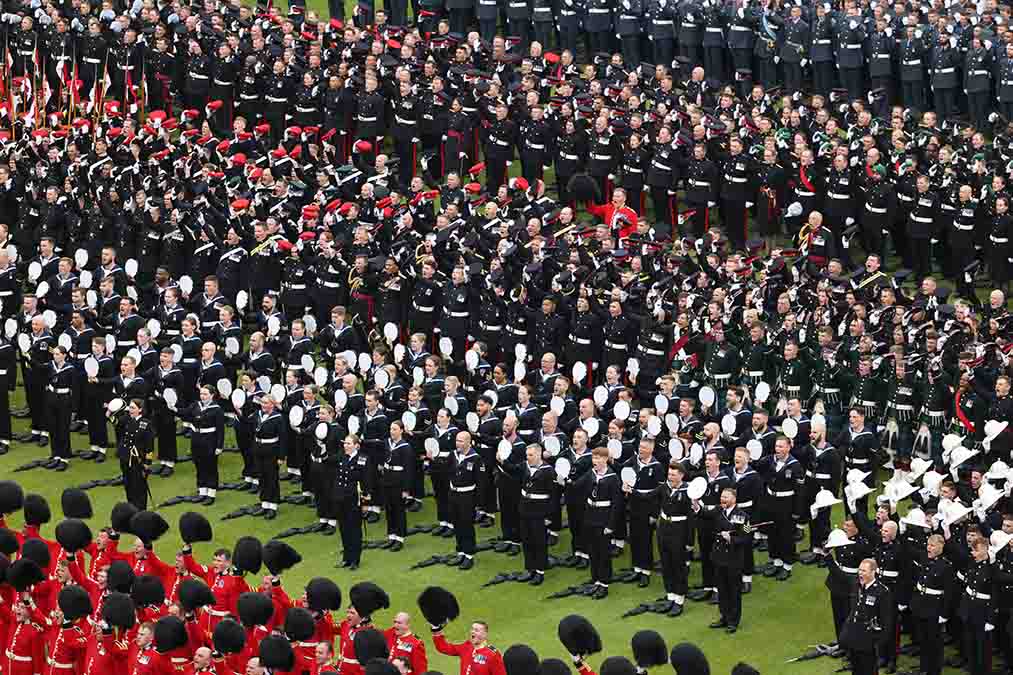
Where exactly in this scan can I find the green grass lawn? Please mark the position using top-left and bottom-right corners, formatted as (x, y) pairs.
(0, 378), (978, 675)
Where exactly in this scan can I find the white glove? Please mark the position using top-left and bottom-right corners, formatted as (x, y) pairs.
(885, 26), (893, 36)
(774, 55), (780, 63)
(738, 7), (744, 18)
(800, 58), (808, 67)
(986, 623), (995, 632)
(946, 23), (954, 33)
(686, 12), (694, 21)
(939, 616), (948, 624)
(986, 40), (993, 51)
(745, 201), (754, 208)
(622, 0), (630, 8)
(950, 36), (957, 48)
(849, 19), (858, 29)
(915, 29), (922, 39)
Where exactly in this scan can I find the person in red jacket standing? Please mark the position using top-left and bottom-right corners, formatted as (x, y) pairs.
(337, 583), (389, 675)
(182, 647), (216, 675)
(585, 189), (639, 243)
(46, 605), (90, 675)
(127, 541), (173, 590)
(384, 613), (427, 675)
(181, 547), (250, 635)
(431, 621), (506, 675)
(5, 598), (45, 675)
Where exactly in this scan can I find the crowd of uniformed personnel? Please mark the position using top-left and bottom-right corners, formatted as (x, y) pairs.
(0, 486), (760, 675)
(0, 0), (1013, 672)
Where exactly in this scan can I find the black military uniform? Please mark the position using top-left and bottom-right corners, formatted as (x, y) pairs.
(116, 411), (154, 509)
(449, 445), (484, 569)
(840, 575), (892, 675)
(695, 501), (750, 630)
(335, 441), (368, 569)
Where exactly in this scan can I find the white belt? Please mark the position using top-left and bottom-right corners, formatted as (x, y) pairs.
(738, 500), (753, 508)
(287, 284), (307, 290)
(358, 116), (377, 122)
(196, 427), (217, 434)
(395, 116), (416, 125)
(201, 321), (216, 328)
(481, 324), (502, 331)
(206, 608), (229, 616)
(641, 347), (664, 356)
(259, 437), (279, 444)
(494, 139), (510, 147)
(912, 216), (933, 224)
(797, 190), (815, 197)
(0, 290), (13, 296)
(850, 458), (870, 465)
(866, 205), (887, 213)
(653, 162), (672, 171)
(415, 305), (435, 312)
(341, 657), (359, 665)
(521, 491), (550, 499)
(992, 236), (1009, 243)
(561, 153), (579, 161)
(898, 194), (913, 202)
(747, 370), (764, 377)
(731, 25), (750, 31)
(726, 176), (747, 183)
(449, 311), (469, 318)
(654, 19), (674, 24)
(972, 70), (989, 76)
(706, 27), (722, 32)
(840, 566), (859, 574)
(881, 569), (899, 578)
(183, 358), (198, 364)
(383, 464), (405, 471)
(321, 281), (341, 288)
(830, 193), (849, 200)
(936, 67), (955, 74)
(966, 589), (991, 600)
(661, 513), (688, 522)
(821, 388), (840, 394)
(296, 106), (316, 113)
(681, 21), (697, 27)
(954, 223), (973, 231)
(571, 336), (591, 345)
(768, 490), (794, 497)
(807, 472), (832, 479)
(266, 96), (286, 103)
(690, 180), (710, 187)
(47, 387), (71, 394)
(903, 59), (922, 65)
(927, 410), (945, 418)
(589, 7), (609, 12)
(591, 153), (611, 160)
(917, 584), (943, 596)
(528, 143), (545, 150)
(587, 499), (612, 507)
(84, 58), (101, 64)
(605, 341), (627, 349)
(0, 370), (8, 375)
(890, 404), (914, 411)
(213, 79), (234, 87)
(171, 658), (188, 664)
(451, 485), (476, 492)
(190, 73), (209, 80)
(6, 652), (31, 662)
(845, 44), (861, 49)
(48, 662), (74, 670)
(815, 39), (831, 44)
